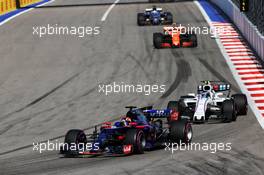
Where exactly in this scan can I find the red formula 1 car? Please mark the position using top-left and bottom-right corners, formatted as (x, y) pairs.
(153, 25), (198, 49)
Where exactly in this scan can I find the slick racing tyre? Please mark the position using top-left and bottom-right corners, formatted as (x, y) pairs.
(64, 129), (87, 156)
(169, 120), (192, 144)
(191, 34), (197, 47)
(125, 129), (146, 154)
(153, 33), (163, 49)
(166, 12), (173, 24)
(222, 100), (236, 122)
(167, 101), (179, 111)
(232, 94), (248, 115)
(137, 13), (145, 26)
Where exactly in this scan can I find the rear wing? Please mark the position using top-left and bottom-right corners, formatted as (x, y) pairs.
(145, 8), (162, 12)
(198, 81), (231, 92)
(143, 109), (171, 118)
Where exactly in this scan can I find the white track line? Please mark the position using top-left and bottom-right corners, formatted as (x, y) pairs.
(0, 0), (55, 26)
(195, 1), (264, 129)
(237, 69), (264, 73)
(245, 84), (264, 88)
(224, 46), (248, 49)
(101, 0), (120, 22)
(243, 78), (264, 82)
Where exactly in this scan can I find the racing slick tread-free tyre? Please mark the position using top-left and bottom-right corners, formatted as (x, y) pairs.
(167, 101), (179, 111)
(137, 13), (145, 26)
(232, 94), (248, 115)
(153, 33), (163, 49)
(166, 12), (173, 24)
(64, 129), (87, 156)
(191, 34), (197, 47)
(222, 100), (236, 122)
(124, 129), (146, 154)
(169, 120), (192, 144)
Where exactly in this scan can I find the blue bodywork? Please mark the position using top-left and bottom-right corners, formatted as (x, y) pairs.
(143, 9), (169, 25)
(89, 108), (172, 154)
(147, 10), (162, 25)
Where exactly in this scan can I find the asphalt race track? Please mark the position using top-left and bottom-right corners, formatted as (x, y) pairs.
(0, 0), (264, 174)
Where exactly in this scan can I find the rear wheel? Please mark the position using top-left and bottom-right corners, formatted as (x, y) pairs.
(166, 13), (173, 24)
(153, 33), (164, 49)
(124, 129), (146, 154)
(137, 13), (145, 26)
(167, 101), (179, 111)
(169, 120), (192, 144)
(222, 100), (236, 122)
(232, 94), (248, 115)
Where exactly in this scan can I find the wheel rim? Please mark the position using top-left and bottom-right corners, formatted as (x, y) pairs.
(140, 134), (146, 148)
(137, 132), (146, 150)
(185, 124), (192, 142)
(77, 133), (86, 150)
(187, 129), (192, 141)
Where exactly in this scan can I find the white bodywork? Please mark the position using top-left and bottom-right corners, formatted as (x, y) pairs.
(181, 84), (230, 122)
(145, 8), (163, 12)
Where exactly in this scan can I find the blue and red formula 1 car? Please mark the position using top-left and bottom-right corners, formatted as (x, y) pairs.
(60, 106), (193, 157)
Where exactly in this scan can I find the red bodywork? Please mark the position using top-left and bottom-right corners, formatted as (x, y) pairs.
(161, 26), (194, 48)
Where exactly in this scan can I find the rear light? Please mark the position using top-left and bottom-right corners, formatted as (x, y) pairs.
(101, 122), (112, 129)
(101, 125), (111, 129)
(135, 125), (145, 129)
(170, 110), (179, 121)
(117, 135), (125, 140)
(129, 122), (138, 126)
(213, 85), (219, 91)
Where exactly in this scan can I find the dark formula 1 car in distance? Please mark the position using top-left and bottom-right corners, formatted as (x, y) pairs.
(149, 0), (175, 2)
(60, 106), (192, 157)
(167, 81), (248, 123)
(137, 6), (173, 26)
(153, 24), (198, 48)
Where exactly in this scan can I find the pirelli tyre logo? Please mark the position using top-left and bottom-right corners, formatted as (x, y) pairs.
(240, 0), (249, 12)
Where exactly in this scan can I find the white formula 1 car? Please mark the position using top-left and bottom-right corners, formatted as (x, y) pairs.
(167, 81), (248, 123)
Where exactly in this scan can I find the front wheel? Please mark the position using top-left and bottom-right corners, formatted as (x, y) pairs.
(153, 33), (164, 49)
(63, 129), (87, 156)
(191, 34), (197, 47)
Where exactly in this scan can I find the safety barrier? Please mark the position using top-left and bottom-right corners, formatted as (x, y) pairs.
(0, 0), (41, 15)
(209, 0), (264, 60)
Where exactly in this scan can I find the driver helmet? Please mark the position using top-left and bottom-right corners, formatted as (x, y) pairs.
(153, 5), (157, 11)
(121, 117), (131, 126)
